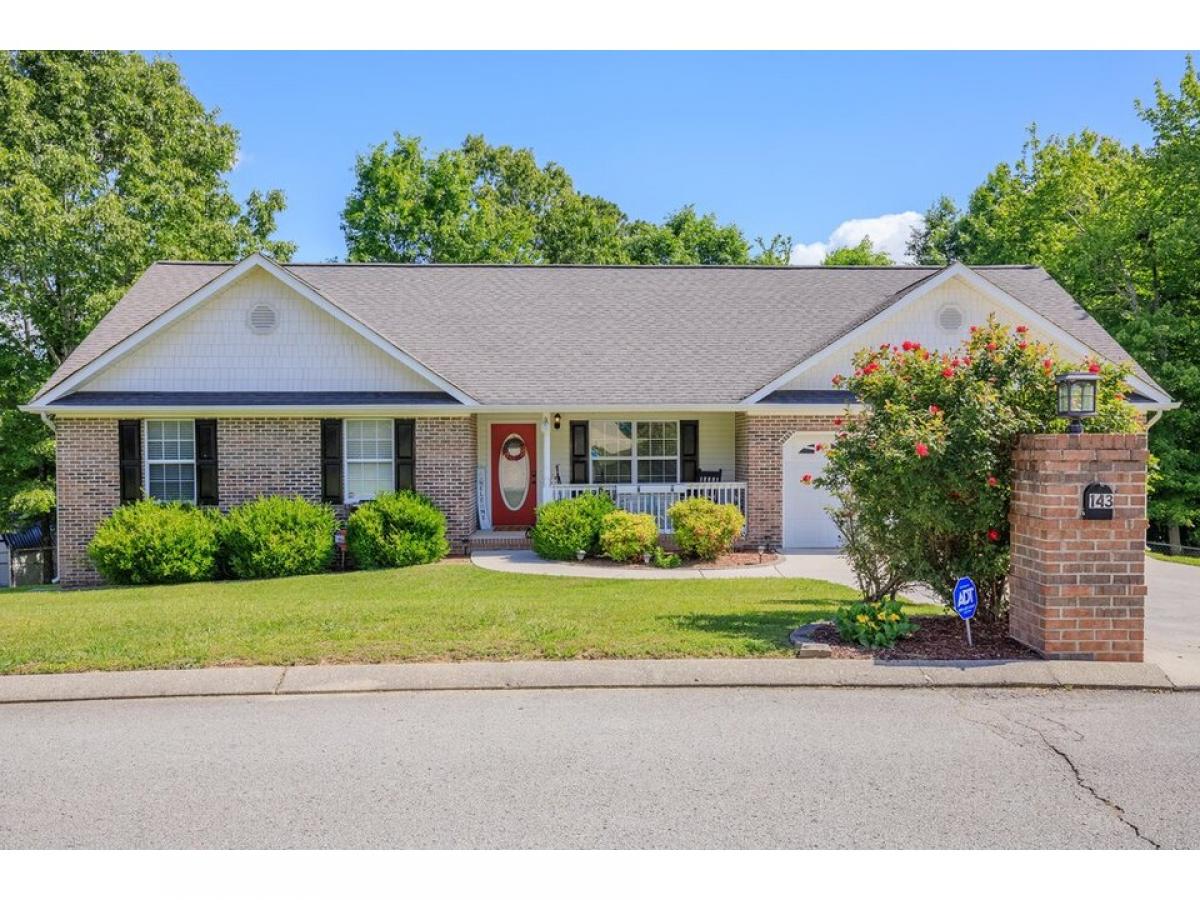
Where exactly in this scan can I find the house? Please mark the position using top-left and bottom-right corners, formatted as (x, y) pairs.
(23, 254), (1176, 586)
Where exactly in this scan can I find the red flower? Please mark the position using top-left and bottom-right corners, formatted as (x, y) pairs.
(832, 374), (844, 386)
(880, 342), (890, 350)
(969, 325), (978, 333)
(988, 529), (1000, 541)
(1016, 324), (1029, 334)
(1043, 358), (1054, 371)
(1088, 362), (1102, 374)
(941, 367), (954, 379)
(814, 443), (824, 452)
(1018, 341), (1028, 350)
(801, 473), (813, 484)
(986, 341), (998, 352)
(901, 340), (913, 351)
(915, 442), (929, 458)
(833, 416), (843, 426)
(929, 404), (941, 415)
(987, 475), (998, 487)
(912, 342), (921, 351)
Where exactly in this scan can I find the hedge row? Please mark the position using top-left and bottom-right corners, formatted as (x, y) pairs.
(86, 491), (448, 586)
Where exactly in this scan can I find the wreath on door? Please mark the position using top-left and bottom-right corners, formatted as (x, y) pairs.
(501, 436), (527, 462)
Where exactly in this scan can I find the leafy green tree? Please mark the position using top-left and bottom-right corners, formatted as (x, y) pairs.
(821, 236), (893, 266)
(817, 316), (1139, 622)
(0, 50), (294, 523)
(906, 194), (961, 265)
(342, 133), (786, 266)
(909, 59), (1200, 547)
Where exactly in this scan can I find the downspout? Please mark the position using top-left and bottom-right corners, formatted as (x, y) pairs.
(1145, 410), (1163, 430)
(40, 413), (59, 584)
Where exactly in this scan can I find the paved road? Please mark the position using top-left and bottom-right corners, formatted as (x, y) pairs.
(2, 687), (1196, 849)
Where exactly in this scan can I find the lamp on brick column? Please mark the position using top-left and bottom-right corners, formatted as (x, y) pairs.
(1056, 372), (1098, 435)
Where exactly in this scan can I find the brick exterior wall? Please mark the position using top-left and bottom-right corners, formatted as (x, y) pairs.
(735, 412), (844, 547)
(55, 418), (121, 587)
(217, 418), (322, 510)
(1008, 433), (1148, 662)
(415, 416), (477, 549)
(54, 414), (481, 586)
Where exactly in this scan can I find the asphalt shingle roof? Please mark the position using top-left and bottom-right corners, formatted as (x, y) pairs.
(37, 261), (1165, 406)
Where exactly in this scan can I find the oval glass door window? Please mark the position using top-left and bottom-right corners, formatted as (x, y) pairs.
(497, 434), (530, 511)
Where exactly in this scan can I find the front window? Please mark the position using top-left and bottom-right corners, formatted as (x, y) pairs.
(589, 420), (678, 484)
(345, 419), (394, 502)
(145, 419), (196, 502)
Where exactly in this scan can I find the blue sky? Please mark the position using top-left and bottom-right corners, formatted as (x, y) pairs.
(165, 51), (1193, 263)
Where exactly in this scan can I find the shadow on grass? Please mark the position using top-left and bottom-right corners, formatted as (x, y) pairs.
(665, 606), (841, 650)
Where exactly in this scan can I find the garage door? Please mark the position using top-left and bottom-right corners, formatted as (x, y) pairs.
(782, 433), (841, 549)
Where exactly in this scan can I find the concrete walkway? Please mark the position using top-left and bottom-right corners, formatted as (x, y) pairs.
(470, 548), (864, 584)
(0, 656), (1188, 705)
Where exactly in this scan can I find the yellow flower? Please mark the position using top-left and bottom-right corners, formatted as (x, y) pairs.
(889, 613), (900, 622)
(855, 614), (869, 624)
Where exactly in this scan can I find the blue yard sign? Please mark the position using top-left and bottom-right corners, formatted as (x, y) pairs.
(952, 576), (978, 647)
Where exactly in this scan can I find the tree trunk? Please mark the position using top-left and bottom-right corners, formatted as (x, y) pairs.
(1168, 523), (1183, 556)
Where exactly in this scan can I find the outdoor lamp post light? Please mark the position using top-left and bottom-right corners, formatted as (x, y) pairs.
(553, 413), (561, 430)
(1056, 372), (1099, 434)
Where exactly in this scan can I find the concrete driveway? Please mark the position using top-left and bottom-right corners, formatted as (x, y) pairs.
(1145, 557), (1200, 686)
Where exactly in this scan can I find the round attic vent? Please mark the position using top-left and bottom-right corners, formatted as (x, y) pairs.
(247, 303), (278, 335)
(938, 304), (964, 332)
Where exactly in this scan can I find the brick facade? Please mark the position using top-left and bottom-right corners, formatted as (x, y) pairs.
(55, 418), (121, 587)
(735, 412), (843, 547)
(415, 416), (477, 548)
(54, 414), (480, 585)
(1008, 433), (1148, 662)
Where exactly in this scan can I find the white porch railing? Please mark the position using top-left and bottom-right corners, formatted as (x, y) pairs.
(547, 482), (747, 534)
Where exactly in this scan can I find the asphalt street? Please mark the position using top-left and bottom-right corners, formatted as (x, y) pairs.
(2, 686), (1196, 849)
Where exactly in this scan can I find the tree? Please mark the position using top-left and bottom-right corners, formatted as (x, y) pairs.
(906, 195), (961, 265)
(821, 236), (893, 266)
(341, 133), (787, 266)
(908, 59), (1200, 546)
(816, 316), (1138, 622)
(0, 51), (294, 523)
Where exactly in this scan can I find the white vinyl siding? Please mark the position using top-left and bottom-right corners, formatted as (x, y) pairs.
(344, 419), (393, 503)
(145, 419), (196, 503)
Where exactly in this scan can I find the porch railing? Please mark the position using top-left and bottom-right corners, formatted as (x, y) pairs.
(547, 482), (747, 534)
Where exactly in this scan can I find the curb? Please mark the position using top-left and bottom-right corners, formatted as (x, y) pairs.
(0, 658), (1191, 705)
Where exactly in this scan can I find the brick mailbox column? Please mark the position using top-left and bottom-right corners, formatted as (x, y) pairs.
(1008, 433), (1148, 662)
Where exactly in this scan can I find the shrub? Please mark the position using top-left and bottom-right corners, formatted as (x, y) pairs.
(220, 495), (336, 580)
(834, 600), (918, 649)
(530, 491), (615, 560)
(87, 500), (220, 585)
(667, 497), (745, 561)
(346, 490), (450, 569)
(599, 510), (659, 562)
(650, 546), (681, 569)
(817, 313), (1140, 622)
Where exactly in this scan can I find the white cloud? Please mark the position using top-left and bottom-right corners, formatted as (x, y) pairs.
(789, 211), (924, 265)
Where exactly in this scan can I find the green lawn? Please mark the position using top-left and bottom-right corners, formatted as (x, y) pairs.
(1148, 550), (1200, 567)
(0, 562), (936, 675)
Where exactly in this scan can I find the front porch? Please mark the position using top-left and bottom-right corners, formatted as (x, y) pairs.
(547, 481), (747, 534)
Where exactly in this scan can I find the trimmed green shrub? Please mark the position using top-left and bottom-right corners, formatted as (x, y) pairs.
(667, 497), (745, 561)
(650, 546), (681, 569)
(530, 491), (615, 560)
(346, 490), (449, 569)
(599, 510), (659, 562)
(87, 500), (221, 585)
(220, 495), (336, 580)
(834, 600), (918, 649)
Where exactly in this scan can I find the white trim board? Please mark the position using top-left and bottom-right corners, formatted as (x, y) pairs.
(34, 253), (477, 408)
(740, 263), (1173, 407)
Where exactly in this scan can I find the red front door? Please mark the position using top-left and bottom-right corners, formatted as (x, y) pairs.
(491, 423), (538, 528)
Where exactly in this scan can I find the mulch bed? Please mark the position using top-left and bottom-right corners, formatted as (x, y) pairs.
(810, 615), (1039, 660)
(578, 551), (781, 571)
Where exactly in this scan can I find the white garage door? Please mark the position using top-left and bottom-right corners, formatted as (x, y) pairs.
(782, 433), (841, 549)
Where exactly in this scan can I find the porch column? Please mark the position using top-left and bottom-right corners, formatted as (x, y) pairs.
(540, 412), (552, 507)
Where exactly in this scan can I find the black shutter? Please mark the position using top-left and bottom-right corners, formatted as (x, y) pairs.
(118, 420), (142, 504)
(195, 419), (219, 506)
(680, 420), (700, 483)
(321, 419), (343, 504)
(570, 420), (589, 484)
(394, 418), (415, 491)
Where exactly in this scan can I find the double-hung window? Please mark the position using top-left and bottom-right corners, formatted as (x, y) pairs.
(145, 419), (196, 502)
(344, 419), (393, 502)
(589, 420), (679, 484)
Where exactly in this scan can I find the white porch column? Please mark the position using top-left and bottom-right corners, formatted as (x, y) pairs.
(540, 412), (552, 507)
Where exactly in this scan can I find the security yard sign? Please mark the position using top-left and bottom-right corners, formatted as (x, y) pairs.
(952, 576), (978, 647)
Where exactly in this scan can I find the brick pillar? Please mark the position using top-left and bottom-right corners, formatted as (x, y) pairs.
(735, 412), (843, 548)
(1008, 433), (1148, 662)
(55, 418), (121, 587)
(415, 415), (477, 551)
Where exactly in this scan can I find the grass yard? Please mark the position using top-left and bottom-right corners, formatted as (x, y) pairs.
(1148, 551), (1200, 567)
(0, 562), (938, 675)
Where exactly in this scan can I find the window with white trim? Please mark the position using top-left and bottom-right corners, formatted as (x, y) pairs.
(145, 419), (196, 502)
(589, 420), (679, 484)
(344, 419), (393, 502)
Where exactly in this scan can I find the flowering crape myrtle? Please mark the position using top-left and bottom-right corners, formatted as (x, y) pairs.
(812, 314), (1139, 622)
